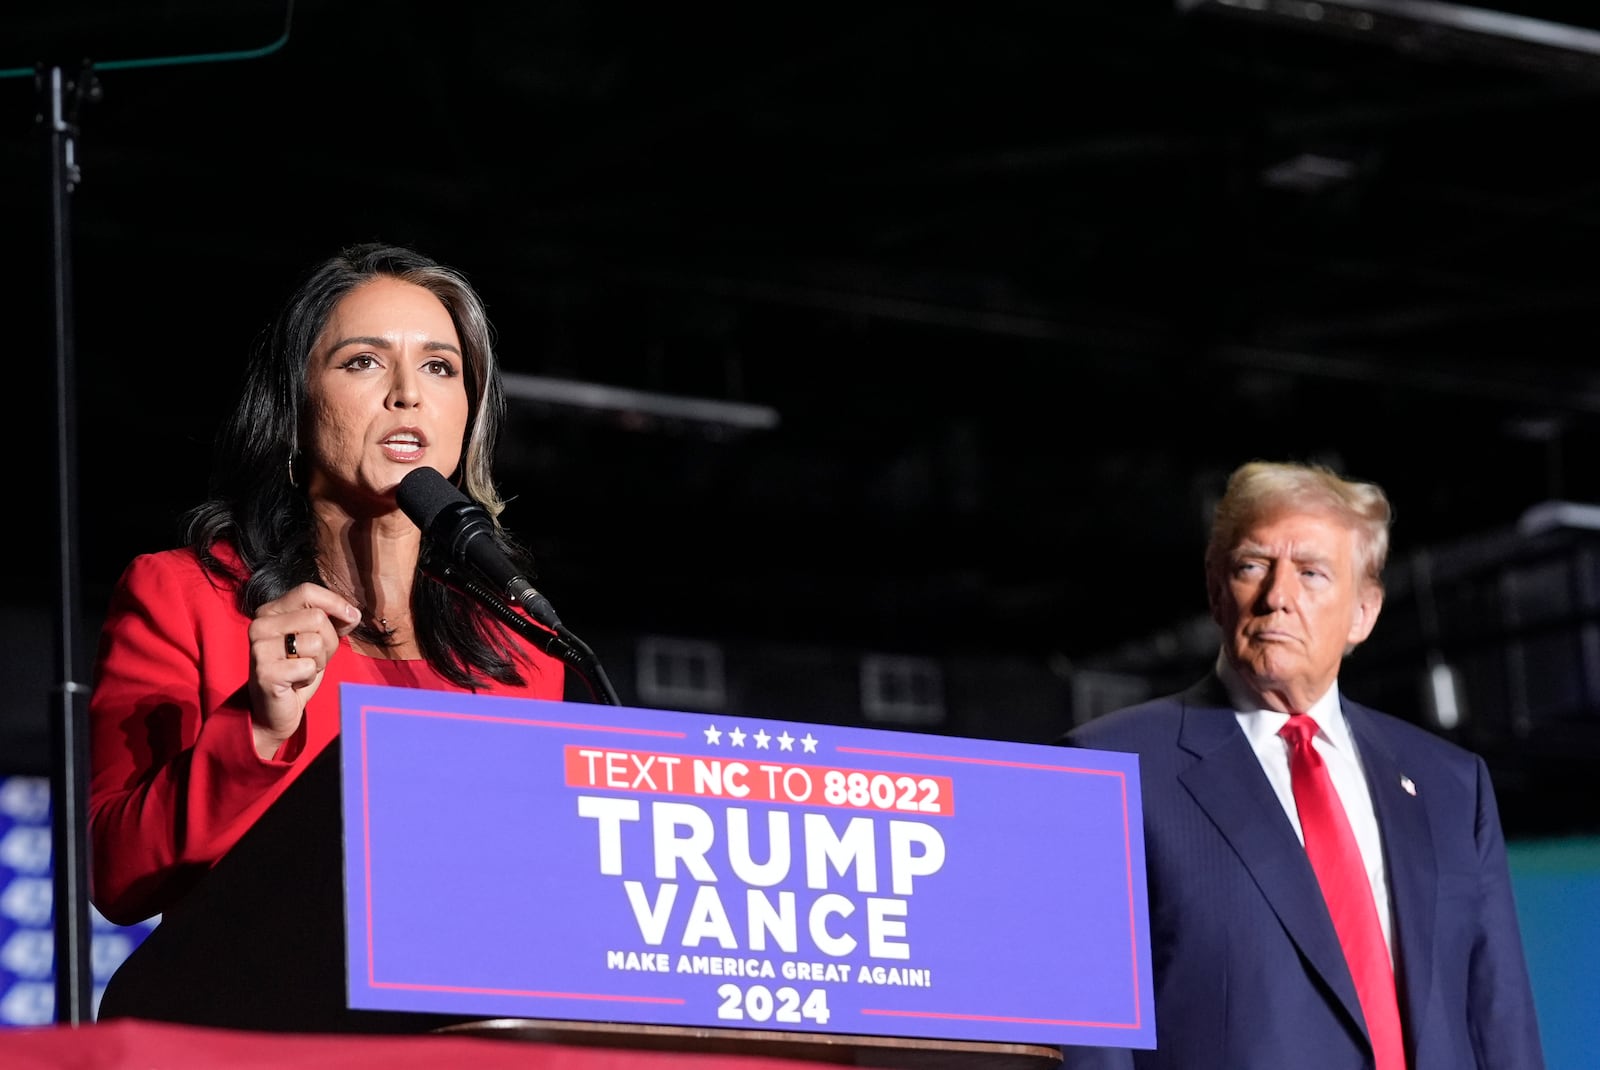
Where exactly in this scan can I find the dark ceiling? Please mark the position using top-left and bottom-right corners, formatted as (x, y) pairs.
(5, 0), (1600, 672)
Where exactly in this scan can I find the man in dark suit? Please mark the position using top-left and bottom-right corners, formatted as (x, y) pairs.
(1061, 460), (1544, 1070)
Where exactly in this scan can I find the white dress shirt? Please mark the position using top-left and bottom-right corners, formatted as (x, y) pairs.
(1217, 655), (1396, 962)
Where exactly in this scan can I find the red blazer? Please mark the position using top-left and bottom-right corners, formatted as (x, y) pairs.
(87, 545), (566, 925)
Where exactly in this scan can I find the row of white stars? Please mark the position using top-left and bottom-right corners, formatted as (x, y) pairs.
(702, 724), (819, 754)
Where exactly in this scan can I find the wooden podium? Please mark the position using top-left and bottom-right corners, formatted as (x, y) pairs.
(440, 1019), (1060, 1067)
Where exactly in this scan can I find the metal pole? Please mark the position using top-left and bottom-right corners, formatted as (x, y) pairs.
(41, 60), (96, 1027)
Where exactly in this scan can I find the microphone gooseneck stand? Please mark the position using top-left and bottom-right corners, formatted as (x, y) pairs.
(420, 559), (620, 706)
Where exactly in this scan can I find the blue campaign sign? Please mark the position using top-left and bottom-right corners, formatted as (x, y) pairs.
(338, 683), (1154, 1049)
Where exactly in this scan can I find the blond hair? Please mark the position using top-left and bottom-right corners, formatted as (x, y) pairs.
(1205, 461), (1392, 593)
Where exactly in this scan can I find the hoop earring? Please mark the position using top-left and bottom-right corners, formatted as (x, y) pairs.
(287, 450), (300, 489)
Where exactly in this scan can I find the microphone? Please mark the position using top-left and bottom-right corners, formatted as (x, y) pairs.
(397, 466), (619, 705)
(395, 466), (563, 632)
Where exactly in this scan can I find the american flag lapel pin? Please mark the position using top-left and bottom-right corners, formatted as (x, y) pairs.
(1400, 775), (1417, 796)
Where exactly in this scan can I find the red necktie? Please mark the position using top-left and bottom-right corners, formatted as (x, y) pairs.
(1280, 713), (1406, 1070)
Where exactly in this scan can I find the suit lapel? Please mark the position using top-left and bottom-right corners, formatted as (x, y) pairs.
(1174, 683), (1370, 1039)
(1346, 700), (1437, 1043)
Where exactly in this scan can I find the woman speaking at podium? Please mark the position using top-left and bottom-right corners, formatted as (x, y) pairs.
(86, 243), (567, 931)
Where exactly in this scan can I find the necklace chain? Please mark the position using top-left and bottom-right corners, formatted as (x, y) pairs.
(317, 571), (406, 638)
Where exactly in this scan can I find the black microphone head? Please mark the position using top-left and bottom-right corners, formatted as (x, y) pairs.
(395, 466), (467, 532)
(398, 465), (565, 633)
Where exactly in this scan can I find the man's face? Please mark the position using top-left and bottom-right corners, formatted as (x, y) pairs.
(1210, 509), (1382, 712)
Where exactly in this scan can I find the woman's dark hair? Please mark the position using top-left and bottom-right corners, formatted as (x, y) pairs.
(183, 241), (532, 688)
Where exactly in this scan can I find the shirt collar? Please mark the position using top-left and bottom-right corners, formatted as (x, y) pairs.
(1215, 650), (1352, 753)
